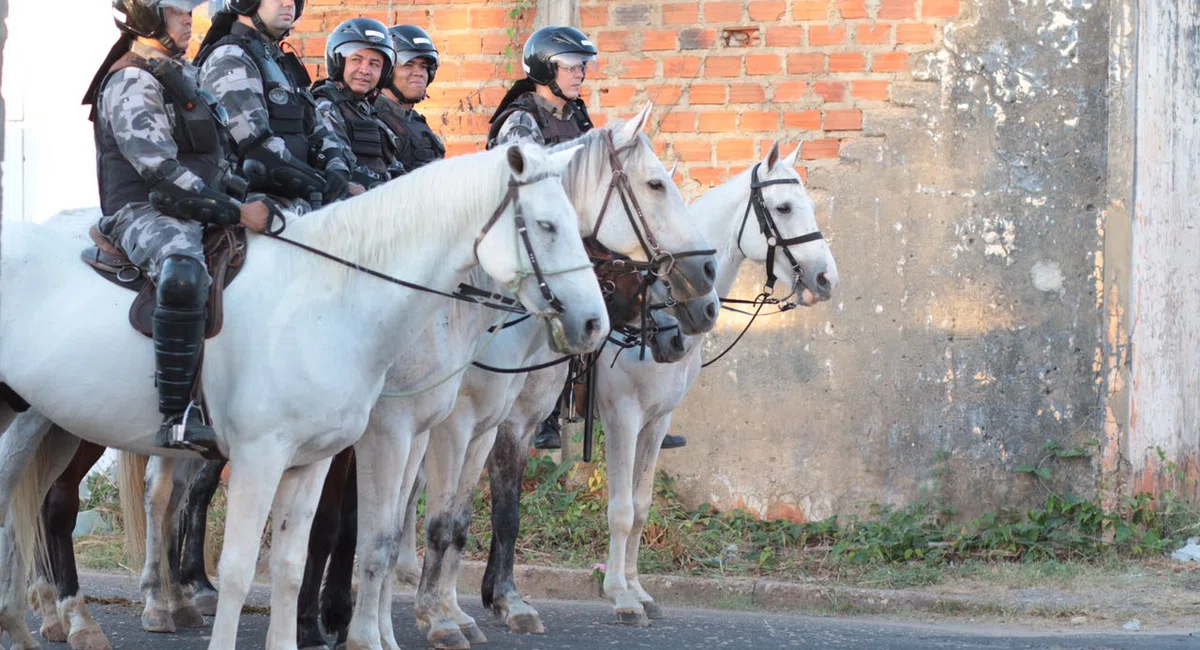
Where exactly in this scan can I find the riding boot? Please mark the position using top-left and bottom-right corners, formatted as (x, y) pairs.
(533, 403), (563, 450)
(660, 434), (688, 449)
(153, 256), (222, 460)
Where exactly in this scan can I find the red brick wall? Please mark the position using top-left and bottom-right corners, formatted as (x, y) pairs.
(271, 0), (960, 187)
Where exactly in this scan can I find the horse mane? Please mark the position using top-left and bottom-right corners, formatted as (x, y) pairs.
(549, 123), (656, 210)
(280, 147), (513, 285)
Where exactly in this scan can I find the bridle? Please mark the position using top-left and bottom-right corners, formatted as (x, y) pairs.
(703, 163), (825, 367)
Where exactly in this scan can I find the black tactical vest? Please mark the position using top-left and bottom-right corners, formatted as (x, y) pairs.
(95, 53), (230, 216)
(311, 80), (393, 178)
(373, 96), (445, 172)
(197, 22), (316, 163)
(486, 91), (592, 149)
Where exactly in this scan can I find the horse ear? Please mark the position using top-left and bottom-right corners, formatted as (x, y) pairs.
(667, 161), (679, 179)
(616, 102), (654, 148)
(547, 144), (584, 173)
(763, 141), (781, 171)
(506, 145), (526, 176)
(782, 143), (801, 169)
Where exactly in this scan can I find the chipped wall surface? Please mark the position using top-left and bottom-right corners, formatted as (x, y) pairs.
(1126, 2), (1200, 496)
(661, 0), (1110, 521)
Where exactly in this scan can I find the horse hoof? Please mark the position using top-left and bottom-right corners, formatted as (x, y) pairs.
(640, 600), (665, 619)
(68, 627), (113, 650)
(39, 620), (67, 643)
(172, 605), (207, 628)
(191, 589), (219, 616)
(616, 609), (651, 627)
(459, 621), (487, 644)
(429, 625), (471, 650)
(506, 612), (545, 635)
(141, 609), (175, 633)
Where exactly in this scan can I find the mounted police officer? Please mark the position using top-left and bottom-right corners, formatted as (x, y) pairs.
(85, 0), (271, 458)
(195, 0), (351, 209)
(312, 18), (405, 190)
(487, 26), (687, 451)
(374, 25), (445, 172)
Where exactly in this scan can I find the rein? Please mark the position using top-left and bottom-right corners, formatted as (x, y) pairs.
(261, 171), (585, 316)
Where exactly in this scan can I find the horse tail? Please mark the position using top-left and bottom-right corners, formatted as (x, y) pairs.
(9, 416), (58, 585)
(118, 451), (149, 570)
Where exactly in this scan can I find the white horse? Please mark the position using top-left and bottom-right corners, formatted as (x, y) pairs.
(595, 141), (837, 624)
(0, 142), (608, 650)
(478, 141), (839, 628)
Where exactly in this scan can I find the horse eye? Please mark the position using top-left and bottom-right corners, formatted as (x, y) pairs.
(537, 220), (557, 234)
(776, 203), (792, 215)
(647, 179), (665, 191)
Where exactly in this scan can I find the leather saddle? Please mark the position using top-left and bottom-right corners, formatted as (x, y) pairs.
(81, 224), (248, 339)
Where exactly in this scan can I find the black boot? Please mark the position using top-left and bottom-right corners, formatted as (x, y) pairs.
(153, 256), (222, 460)
(533, 406), (563, 450)
(661, 434), (688, 449)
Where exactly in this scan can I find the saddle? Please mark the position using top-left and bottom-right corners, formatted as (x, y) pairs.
(81, 224), (248, 339)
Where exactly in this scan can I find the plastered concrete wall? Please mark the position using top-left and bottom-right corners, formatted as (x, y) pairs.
(1124, 2), (1200, 496)
(661, 0), (1110, 521)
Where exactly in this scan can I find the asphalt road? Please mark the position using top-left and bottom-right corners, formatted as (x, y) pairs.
(15, 580), (1199, 650)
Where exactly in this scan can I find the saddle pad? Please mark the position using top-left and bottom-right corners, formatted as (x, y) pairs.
(81, 225), (248, 339)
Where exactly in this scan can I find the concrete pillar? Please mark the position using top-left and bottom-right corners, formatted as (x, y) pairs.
(536, 0), (578, 28)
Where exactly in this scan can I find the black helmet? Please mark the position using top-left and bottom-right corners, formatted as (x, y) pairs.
(111, 0), (203, 53)
(210, 0), (305, 39)
(522, 26), (597, 86)
(219, 0), (305, 20)
(387, 25), (440, 84)
(326, 18), (396, 90)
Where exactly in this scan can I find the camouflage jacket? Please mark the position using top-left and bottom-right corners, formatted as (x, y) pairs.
(199, 36), (349, 174)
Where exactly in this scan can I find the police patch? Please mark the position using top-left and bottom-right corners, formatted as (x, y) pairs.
(269, 88), (290, 105)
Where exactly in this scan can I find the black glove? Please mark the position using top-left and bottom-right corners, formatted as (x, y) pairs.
(322, 168), (350, 204)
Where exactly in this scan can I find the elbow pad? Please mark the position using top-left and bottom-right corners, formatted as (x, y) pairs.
(240, 140), (326, 200)
(148, 179), (241, 227)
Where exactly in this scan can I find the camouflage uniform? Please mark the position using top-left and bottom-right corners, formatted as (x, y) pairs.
(96, 43), (225, 283)
(488, 91), (592, 149)
(198, 23), (350, 210)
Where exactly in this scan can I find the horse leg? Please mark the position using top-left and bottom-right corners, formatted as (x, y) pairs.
(624, 415), (671, 620)
(1, 417), (79, 650)
(378, 429), (427, 649)
(320, 454), (356, 650)
(179, 459), (226, 615)
(164, 459), (206, 628)
(480, 420), (543, 634)
(434, 426), (496, 646)
(208, 445), (289, 650)
(600, 406), (649, 627)
(265, 458), (334, 650)
(415, 415), (474, 650)
(45, 441), (113, 650)
(345, 411), (413, 650)
(297, 447), (353, 650)
(393, 432), (427, 587)
(139, 456), (181, 633)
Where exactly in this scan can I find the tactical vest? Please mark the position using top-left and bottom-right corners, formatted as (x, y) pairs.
(197, 22), (316, 164)
(95, 53), (229, 216)
(374, 97), (445, 172)
(312, 81), (393, 179)
(486, 91), (592, 149)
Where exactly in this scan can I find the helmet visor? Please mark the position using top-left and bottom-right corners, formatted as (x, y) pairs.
(158, 0), (205, 11)
(551, 52), (598, 76)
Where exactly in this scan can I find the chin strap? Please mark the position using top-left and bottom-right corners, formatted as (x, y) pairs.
(251, 13), (290, 41)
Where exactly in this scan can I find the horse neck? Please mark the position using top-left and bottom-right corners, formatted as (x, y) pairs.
(266, 164), (507, 365)
(691, 178), (753, 297)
